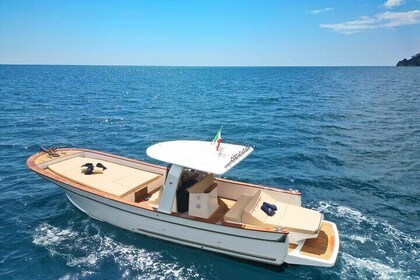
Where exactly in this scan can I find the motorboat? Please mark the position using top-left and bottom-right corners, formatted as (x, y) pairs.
(27, 139), (339, 267)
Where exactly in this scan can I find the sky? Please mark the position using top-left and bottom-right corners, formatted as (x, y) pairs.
(0, 0), (419, 66)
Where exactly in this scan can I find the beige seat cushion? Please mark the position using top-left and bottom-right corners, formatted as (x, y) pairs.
(224, 194), (253, 223)
(281, 204), (323, 234)
(48, 156), (161, 197)
(187, 173), (215, 193)
(242, 190), (323, 234)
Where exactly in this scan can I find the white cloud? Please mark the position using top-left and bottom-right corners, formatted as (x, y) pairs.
(383, 0), (405, 9)
(379, 10), (420, 26)
(320, 10), (420, 34)
(310, 7), (334, 14)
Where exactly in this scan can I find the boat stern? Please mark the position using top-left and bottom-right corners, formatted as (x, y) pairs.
(285, 221), (339, 267)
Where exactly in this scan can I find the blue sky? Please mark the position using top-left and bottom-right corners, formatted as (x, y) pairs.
(0, 0), (419, 66)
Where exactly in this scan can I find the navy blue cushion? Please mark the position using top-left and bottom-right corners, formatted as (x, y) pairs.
(261, 203), (275, 216)
(263, 202), (278, 211)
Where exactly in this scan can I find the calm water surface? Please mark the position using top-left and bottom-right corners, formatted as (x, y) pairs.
(0, 65), (419, 279)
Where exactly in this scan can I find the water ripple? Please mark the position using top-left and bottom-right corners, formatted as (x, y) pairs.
(1, 65), (419, 279)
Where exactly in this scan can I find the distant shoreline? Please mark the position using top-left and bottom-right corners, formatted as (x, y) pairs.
(396, 53), (420, 66)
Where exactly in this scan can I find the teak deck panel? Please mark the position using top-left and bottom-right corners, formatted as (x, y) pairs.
(199, 198), (230, 224)
(299, 222), (335, 260)
(288, 243), (298, 253)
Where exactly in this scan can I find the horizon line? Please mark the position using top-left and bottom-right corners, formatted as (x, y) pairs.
(0, 63), (395, 67)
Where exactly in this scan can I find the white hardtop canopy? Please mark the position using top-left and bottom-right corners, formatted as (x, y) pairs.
(146, 140), (254, 175)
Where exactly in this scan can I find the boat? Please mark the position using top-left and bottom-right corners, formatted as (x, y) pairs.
(27, 139), (339, 267)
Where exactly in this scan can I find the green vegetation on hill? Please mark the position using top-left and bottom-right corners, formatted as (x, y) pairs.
(396, 53), (420, 66)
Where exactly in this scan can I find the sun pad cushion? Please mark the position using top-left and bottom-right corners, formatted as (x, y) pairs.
(242, 190), (323, 234)
(48, 156), (161, 197)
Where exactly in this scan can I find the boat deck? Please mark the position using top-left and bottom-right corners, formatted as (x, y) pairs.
(27, 148), (299, 234)
(300, 222), (336, 259)
(288, 222), (336, 260)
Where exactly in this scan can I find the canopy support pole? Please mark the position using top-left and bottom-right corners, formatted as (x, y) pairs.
(158, 164), (183, 214)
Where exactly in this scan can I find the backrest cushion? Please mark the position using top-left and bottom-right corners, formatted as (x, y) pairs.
(224, 194), (253, 223)
(187, 173), (215, 193)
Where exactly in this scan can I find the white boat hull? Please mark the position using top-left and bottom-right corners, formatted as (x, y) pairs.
(48, 178), (289, 265)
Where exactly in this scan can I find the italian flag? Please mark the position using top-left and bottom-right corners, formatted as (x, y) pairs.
(212, 126), (223, 151)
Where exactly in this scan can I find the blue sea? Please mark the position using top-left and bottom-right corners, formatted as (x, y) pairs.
(0, 65), (419, 279)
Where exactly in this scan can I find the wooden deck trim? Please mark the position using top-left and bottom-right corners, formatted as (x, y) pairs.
(288, 243), (298, 253)
(27, 148), (288, 235)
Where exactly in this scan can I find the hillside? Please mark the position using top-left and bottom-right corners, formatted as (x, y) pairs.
(396, 53), (420, 66)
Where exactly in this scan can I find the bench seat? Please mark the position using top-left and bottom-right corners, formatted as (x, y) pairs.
(242, 190), (323, 235)
(224, 190), (323, 243)
(224, 194), (253, 223)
